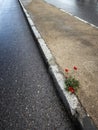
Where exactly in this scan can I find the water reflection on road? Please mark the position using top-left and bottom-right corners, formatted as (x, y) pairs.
(45, 0), (98, 26)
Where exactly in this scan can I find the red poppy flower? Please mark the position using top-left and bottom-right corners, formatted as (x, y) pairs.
(68, 87), (75, 93)
(65, 68), (69, 73)
(73, 66), (77, 70)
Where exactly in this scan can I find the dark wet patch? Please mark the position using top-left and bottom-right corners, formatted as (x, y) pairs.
(79, 38), (93, 47)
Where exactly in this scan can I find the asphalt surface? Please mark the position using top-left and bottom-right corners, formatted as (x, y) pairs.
(45, 0), (98, 26)
(0, 0), (75, 129)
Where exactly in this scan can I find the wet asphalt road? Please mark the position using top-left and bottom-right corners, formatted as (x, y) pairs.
(45, 0), (98, 26)
(0, 0), (75, 129)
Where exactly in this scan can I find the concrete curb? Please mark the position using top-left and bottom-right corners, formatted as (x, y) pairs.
(18, 0), (98, 130)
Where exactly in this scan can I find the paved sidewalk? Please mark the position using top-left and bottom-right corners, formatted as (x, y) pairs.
(21, 0), (98, 128)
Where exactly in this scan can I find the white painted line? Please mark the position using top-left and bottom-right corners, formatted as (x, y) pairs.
(75, 16), (88, 23)
(60, 9), (66, 13)
(90, 24), (97, 27)
(60, 9), (73, 16)
(66, 11), (73, 16)
(90, 24), (95, 27)
(96, 26), (98, 29)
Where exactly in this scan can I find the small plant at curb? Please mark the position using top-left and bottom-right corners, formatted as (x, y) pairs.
(64, 66), (79, 94)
